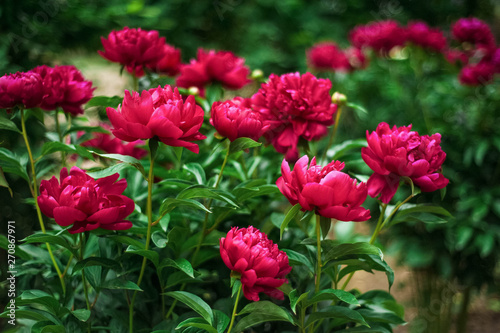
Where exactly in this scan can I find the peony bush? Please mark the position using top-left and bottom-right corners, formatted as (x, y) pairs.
(1, 16), (497, 333)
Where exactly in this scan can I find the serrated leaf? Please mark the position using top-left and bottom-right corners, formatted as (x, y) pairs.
(228, 137), (262, 155)
(280, 204), (302, 239)
(164, 291), (213, 325)
(22, 233), (78, 257)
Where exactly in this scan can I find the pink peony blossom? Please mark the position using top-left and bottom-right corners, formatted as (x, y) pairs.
(349, 20), (408, 54)
(38, 167), (135, 234)
(407, 21), (447, 52)
(452, 17), (496, 48)
(277, 156), (370, 221)
(106, 85), (206, 153)
(251, 72), (337, 162)
(0, 72), (44, 110)
(220, 226), (292, 302)
(210, 97), (268, 142)
(361, 123), (449, 203)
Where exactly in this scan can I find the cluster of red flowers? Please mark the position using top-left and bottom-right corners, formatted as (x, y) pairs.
(308, 17), (499, 86)
(0, 65), (94, 114)
(99, 27), (251, 94)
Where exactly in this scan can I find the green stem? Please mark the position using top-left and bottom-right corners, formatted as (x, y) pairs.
(21, 109), (66, 295)
(227, 284), (242, 333)
(368, 203), (388, 245)
(132, 72), (139, 91)
(80, 234), (91, 333)
(54, 109), (67, 166)
(321, 105), (343, 164)
(309, 214), (323, 333)
(129, 139), (156, 333)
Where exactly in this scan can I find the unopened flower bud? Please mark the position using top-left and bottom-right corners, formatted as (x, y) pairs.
(188, 86), (200, 96)
(250, 69), (264, 80)
(332, 92), (347, 106)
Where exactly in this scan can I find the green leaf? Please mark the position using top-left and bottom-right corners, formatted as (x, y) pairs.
(17, 290), (60, 315)
(72, 309), (91, 321)
(283, 249), (315, 273)
(109, 235), (145, 250)
(0, 234), (31, 260)
(0, 148), (29, 181)
(22, 233), (78, 257)
(328, 139), (368, 160)
(305, 306), (369, 328)
(228, 137), (262, 155)
(159, 198), (211, 215)
(101, 278), (142, 291)
(346, 102), (368, 114)
(0, 167), (13, 197)
(72, 257), (120, 275)
(40, 141), (94, 160)
(86, 95), (123, 108)
(183, 163), (206, 185)
(87, 163), (133, 178)
(280, 203), (302, 239)
(172, 146), (183, 161)
(324, 243), (382, 264)
(0, 115), (21, 133)
(176, 318), (217, 333)
(177, 185), (239, 208)
(213, 310), (230, 333)
(238, 301), (292, 320)
(393, 203), (452, 218)
(232, 312), (293, 333)
(151, 231), (169, 249)
(334, 325), (391, 333)
(158, 258), (194, 278)
(125, 249), (159, 267)
(320, 215), (331, 239)
(91, 152), (146, 177)
(357, 309), (405, 325)
(289, 289), (309, 314)
(84, 266), (102, 291)
(31, 321), (65, 333)
(63, 125), (110, 136)
(304, 289), (359, 307)
(231, 279), (242, 298)
(164, 291), (213, 325)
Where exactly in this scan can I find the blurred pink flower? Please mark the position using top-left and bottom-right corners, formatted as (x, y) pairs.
(277, 156), (370, 221)
(107, 85), (206, 153)
(220, 226), (292, 302)
(38, 167), (134, 234)
(176, 48), (251, 91)
(459, 62), (495, 85)
(251, 72), (337, 162)
(146, 43), (182, 76)
(349, 20), (408, 54)
(452, 17), (496, 47)
(361, 122), (448, 203)
(306, 42), (350, 71)
(98, 27), (167, 77)
(407, 21), (447, 52)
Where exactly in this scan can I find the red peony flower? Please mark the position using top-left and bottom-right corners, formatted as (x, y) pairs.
(80, 123), (147, 159)
(220, 226), (292, 302)
(106, 85), (206, 153)
(210, 97), (268, 142)
(176, 48), (251, 91)
(407, 21), (447, 52)
(349, 20), (408, 54)
(146, 43), (182, 76)
(306, 42), (350, 71)
(458, 62), (495, 85)
(38, 167), (135, 234)
(451, 18), (496, 48)
(361, 122), (449, 203)
(277, 156), (370, 222)
(0, 72), (44, 110)
(492, 48), (500, 73)
(251, 72), (337, 162)
(30, 65), (95, 115)
(98, 27), (167, 77)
